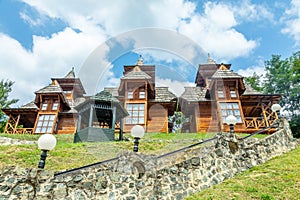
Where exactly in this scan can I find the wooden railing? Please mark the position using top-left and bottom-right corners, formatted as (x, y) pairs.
(244, 117), (267, 129)
(5, 128), (34, 134)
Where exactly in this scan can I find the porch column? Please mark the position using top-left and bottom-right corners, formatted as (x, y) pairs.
(119, 118), (124, 141)
(112, 107), (116, 131)
(88, 104), (94, 127)
(77, 114), (82, 131)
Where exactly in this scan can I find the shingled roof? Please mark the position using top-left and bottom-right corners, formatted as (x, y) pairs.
(104, 87), (119, 97)
(149, 87), (177, 102)
(180, 87), (210, 102)
(64, 67), (76, 78)
(212, 65), (242, 79)
(242, 84), (263, 95)
(92, 91), (121, 103)
(21, 101), (38, 109)
(121, 66), (151, 80)
(35, 80), (64, 94)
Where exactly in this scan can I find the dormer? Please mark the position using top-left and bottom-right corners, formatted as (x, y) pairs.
(207, 64), (245, 100)
(51, 67), (86, 101)
(119, 56), (155, 99)
(195, 54), (231, 88)
(34, 79), (70, 112)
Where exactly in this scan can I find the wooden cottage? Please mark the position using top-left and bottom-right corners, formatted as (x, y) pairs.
(179, 56), (281, 133)
(108, 56), (177, 133)
(2, 68), (86, 134)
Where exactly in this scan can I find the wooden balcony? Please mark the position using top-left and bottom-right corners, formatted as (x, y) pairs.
(244, 117), (276, 130)
(5, 128), (34, 134)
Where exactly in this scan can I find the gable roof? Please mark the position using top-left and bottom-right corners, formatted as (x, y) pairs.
(180, 87), (211, 102)
(242, 84), (263, 95)
(121, 66), (152, 80)
(149, 87), (177, 102)
(212, 67), (242, 79)
(64, 67), (76, 78)
(35, 80), (64, 94)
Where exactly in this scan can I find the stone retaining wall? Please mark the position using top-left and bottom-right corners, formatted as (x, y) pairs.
(0, 119), (298, 200)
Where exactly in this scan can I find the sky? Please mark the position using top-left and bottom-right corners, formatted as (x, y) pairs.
(1, 0), (300, 106)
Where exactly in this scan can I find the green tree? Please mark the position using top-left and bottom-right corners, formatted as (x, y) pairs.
(0, 80), (19, 132)
(244, 72), (263, 92)
(263, 52), (300, 137)
(264, 53), (300, 115)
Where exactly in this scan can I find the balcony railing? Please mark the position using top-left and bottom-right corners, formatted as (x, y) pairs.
(244, 117), (267, 129)
(5, 128), (34, 134)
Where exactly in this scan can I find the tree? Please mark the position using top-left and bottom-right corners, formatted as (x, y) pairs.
(264, 53), (300, 115)
(244, 72), (263, 92)
(0, 80), (19, 132)
(263, 52), (300, 137)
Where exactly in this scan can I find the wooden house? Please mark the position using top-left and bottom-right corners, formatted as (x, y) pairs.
(2, 68), (86, 134)
(108, 56), (177, 133)
(179, 56), (281, 133)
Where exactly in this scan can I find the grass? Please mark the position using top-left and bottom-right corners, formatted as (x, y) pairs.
(186, 145), (300, 200)
(0, 132), (263, 171)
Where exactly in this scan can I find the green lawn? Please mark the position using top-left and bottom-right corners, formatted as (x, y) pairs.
(0, 132), (262, 171)
(187, 145), (300, 200)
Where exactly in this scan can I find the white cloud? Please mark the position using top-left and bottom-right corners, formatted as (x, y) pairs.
(281, 0), (300, 44)
(156, 77), (195, 97)
(21, 0), (258, 60)
(178, 1), (257, 61)
(237, 65), (266, 78)
(0, 26), (109, 106)
(233, 0), (274, 22)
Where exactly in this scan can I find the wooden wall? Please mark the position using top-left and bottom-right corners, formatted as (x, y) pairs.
(147, 104), (168, 133)
(56, 116), (77, 134)
(195, 102), (214, 132)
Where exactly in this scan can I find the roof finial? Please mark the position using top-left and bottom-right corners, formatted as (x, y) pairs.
(136, 55), (144, 65)
(207, 53), (216, 64)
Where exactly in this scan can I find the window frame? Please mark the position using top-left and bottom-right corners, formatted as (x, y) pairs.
(35, 114), (56, 133)
(52, 102), (59, 110)
(219, 102), (243, 123)
(41, 103), (48, 110)
(127, 91), (133, 99)
(125, 103), (145, 124)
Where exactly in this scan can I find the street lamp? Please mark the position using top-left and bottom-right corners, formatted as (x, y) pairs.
(131, 125), (145, 152)
(226, 115), (237, 134)
(37, 134), (57, 169)
(271, 104), (281, 118)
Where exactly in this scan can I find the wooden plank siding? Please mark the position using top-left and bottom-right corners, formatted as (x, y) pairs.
(57, 117), (77, 134)
(147, 104), (168, 133)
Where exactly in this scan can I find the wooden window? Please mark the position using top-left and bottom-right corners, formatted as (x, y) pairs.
(52, 102), (59, 110)
(64, 90), (72, 94)
(217, 90), (225, 98)
(128, 91), (133, 99)
(219, 102), (242, 123)
(41, 103), (48, 110)
(230, 90), (237, 98)
(35, 114), (56, 133)
(139, 91), (145, 98)
(125, 103), (145, 124)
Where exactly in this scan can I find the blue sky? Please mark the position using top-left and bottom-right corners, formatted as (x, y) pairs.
(1, 0), (300, 106)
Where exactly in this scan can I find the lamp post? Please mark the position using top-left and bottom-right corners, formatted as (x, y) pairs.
(226, 115), (237, 135)
(131, 125), (145, 152)
(271, 104), (281, 118)
(37, 134), (57, 169)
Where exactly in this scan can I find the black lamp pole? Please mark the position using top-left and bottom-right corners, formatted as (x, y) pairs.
(229, 124), (234, 135)
(133, 137), (140, 152)
(38, 150), (48, 169)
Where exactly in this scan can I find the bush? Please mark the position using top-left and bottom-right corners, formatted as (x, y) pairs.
(290, 114), (300, 138)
